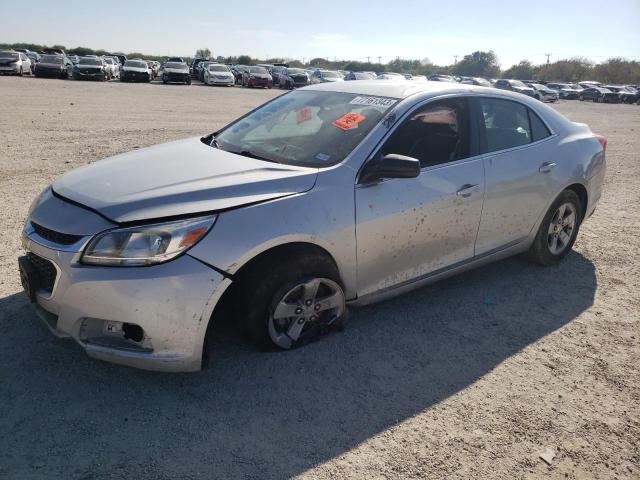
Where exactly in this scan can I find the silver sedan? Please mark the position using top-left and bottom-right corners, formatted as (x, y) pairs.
(20, 81), (607, 371)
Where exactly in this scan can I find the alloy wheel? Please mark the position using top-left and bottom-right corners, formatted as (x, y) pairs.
(547, 202), (577, 255)
(268, 278), (345, 349)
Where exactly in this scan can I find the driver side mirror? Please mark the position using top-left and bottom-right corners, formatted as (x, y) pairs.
(359, 154), (421, 184)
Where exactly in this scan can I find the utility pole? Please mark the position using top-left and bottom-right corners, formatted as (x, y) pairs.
(454, 55), (458, 64)
(377, 56), (382, 64)
(366, 56), (371, 63)
(545, 53), (551, 65)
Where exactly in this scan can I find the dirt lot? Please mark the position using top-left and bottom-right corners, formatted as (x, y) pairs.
(0, 76), (638, 480)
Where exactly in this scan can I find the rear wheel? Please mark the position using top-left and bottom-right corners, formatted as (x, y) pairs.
(18, 67), (23, 76)
(527, 190), (582, 266)
(240, 252), (347, 350)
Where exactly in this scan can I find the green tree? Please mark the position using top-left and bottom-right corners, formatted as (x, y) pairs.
(452, 51), (500, 78)
(535, 57), (593, 82)
(593, 58), (640, 84)
(195, 48), (211, 60)
(236, 55), (252, 65)
(502, 60), (536, 80)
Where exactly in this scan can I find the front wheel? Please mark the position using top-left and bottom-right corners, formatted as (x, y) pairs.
(241, 253), (347, 350)
(527, 190), (582, 266)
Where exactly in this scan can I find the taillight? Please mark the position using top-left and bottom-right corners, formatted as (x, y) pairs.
(595, 134), (607, 152)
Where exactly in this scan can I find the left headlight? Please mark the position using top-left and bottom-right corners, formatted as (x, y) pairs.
(81, 215), (216, 266)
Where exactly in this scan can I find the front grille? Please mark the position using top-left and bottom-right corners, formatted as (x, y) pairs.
(31, 221), (83, 245)
(27, 253), (57, 293)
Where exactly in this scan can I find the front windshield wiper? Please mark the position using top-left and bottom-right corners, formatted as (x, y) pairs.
(234, 150), (281, 164)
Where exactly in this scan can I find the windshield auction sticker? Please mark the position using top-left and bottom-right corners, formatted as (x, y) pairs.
(333, 112), (366, 130)
(349, 96), (397, 107)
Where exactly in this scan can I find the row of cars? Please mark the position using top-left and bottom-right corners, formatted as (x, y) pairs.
(489, 79), (640, 104)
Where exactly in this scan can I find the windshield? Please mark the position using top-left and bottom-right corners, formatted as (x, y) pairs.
(79, 58), (101, 65)
(322, 71), (340, 78)
(354, 72), (373, 79)
(125, 60), (148, 68)
(509, 80), (527, 88)
(249, 66), (267, 74)
(165, 62), (188, 70)
(215, 91), (397, 168)
(104, 58), (113, 64)
(0, 51), (18, 59)
(287, 68), (304, 75)
(40, 55), (62, 64)
(209, 65), (229, 72)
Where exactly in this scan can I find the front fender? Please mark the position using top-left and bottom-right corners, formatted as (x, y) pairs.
(187, 167), (358, 299)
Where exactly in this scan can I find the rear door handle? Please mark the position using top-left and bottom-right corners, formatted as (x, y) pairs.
(456, 184), (480, 198)
(539, 162), (557, 173)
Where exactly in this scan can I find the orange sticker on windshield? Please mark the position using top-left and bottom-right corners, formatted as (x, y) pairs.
(332, 112), (366, 130)
(296, 107), (312, 124)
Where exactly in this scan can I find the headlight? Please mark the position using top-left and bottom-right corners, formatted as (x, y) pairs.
(81, 215), (216, 266)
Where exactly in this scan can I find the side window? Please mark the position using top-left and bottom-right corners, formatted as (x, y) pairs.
(479, 98), (530, 153)
(529, 109), (551, 142)
(380, 98), (470, 168)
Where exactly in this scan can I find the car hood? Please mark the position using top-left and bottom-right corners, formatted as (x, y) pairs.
(52, 137), (318, 223)
(77, 64), (102, 69)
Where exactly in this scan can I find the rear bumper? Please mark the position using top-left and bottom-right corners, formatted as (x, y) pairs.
(0, 65), (20, 73)
(21, 232), (227, 372)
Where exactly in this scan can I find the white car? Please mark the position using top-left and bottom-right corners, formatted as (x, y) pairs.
(203, 64), (235, 86)
(103, 57), (119, 79)
(0, 50), (31, 75)
(120, 59), (153, 83)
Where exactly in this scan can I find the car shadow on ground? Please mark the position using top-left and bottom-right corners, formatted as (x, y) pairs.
(0, 251), (596, 479)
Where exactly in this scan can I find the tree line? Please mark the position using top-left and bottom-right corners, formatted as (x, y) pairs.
(2, 42), (638, 84)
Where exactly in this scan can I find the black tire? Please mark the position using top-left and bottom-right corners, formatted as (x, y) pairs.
(527, 190), (582, 266)
(18, 67), (23, 76)
(240, 250), (346, 350)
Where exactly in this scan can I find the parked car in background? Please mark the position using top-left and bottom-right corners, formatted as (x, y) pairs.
(579, 87), (618, 103)
(34, 54), (73, 79)
(0, 51), (31, 75)
(546, 83), (582, 99)
(377, 72), (405, 81)
(494, 79), (536, 97)
(26, 51), (41, 66)
(165, 56), (184, 64)
(147, 61), (158, 78)
(242, 66), (273, 88)
(344, 71), (376, 81)
(42, 47), (65, 56)
(120, 59), (153, 82)
(162, 62), (191, 84)
(196, 61), (214, 82)
(459, 77), (492, 87)
(231, 65), (248, 84)
(310, 70), (344, 83)
(73, 57), (109, 81)
(103, 57), (119, 79)
(279, 67), (310, 89)
(66, 54), (80, 65)
(579, 81), (602, 89)
(191, 58), (206, 78)
(529, 83), (559, 102)
(203, 63), (235, 86)
(270, 65), (287, 86)
(112, 53), (127, 66)
(20, 82), (606, 371)
(602, 85), (638, 103)
(427, 74), (455, 82)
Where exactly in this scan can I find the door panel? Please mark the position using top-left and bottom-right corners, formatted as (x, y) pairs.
(355, 159), (484, 297)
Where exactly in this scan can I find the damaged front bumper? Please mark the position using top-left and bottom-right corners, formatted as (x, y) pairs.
(20, 224), (229, 372)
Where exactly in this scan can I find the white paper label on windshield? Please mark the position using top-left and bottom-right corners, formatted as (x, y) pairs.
(350, 96), (397, 107)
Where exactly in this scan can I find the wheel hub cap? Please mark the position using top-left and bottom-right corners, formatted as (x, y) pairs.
(547, 202), (576, 255)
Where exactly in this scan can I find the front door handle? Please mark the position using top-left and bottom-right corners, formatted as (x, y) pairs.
(456, 184), (480, 198)
(539, 162), (557, 173)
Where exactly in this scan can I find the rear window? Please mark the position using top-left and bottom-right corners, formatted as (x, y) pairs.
(40, 55), (63, 64)
(529, 110), (551, 142)
(0, 51), (19, 59)
(165, 62), (187, 70)
(209, 65), (229, 72)
(125, 61), (148, 68)
(249, 66), (267, 74)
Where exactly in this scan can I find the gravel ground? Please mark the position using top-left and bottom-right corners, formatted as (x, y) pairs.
(0, 76), (638, 480)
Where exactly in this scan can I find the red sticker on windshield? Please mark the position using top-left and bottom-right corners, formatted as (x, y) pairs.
(332, 112), (366, 130)
(296, 107), (312, 124)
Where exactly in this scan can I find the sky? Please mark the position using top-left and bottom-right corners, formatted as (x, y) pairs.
(2, 0), (639, 67)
